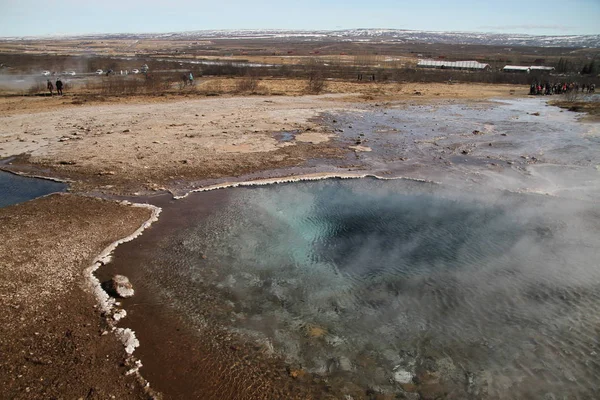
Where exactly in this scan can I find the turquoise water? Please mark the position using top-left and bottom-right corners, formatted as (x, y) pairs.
(137, 178), (600, 398)
(0, 171), (66, 208)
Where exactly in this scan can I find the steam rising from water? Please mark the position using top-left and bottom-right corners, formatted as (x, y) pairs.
(147, 178), (600, 398)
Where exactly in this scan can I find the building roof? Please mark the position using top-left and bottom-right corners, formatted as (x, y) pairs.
(503, 65), (531, 71)
(417, 59), (490, 69)
(503, 65), (555, 71)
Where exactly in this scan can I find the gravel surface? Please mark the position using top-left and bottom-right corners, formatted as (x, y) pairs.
(0, 193), (152, 399)
(0, 95), (349, 194)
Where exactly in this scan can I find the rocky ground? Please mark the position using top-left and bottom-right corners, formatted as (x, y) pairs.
(0, 93), (349, 194)
(0, 82), (523, 195)
(0, 194), (152, 399)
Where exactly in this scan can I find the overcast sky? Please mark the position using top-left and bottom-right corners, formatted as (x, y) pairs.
(1, 0), (599, 37)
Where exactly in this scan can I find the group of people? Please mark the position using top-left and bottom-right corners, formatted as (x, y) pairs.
(529, 81), (595, 96)
(46, 78), (63, 96)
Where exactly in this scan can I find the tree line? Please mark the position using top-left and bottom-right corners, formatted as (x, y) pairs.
(555, 58), (598, 75)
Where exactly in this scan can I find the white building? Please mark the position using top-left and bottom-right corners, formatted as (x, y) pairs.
(529, 66), (555, 72)
(417, 59), (490, 71)
(503, 65), (555, 73)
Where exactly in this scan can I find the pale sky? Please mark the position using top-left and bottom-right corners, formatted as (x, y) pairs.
(1, 0), (599, 37)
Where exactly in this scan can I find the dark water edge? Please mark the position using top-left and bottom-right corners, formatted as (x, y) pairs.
(0, 170), (67, 208)
(101, 177), (600, 399)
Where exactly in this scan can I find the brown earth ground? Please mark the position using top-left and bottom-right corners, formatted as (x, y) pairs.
(0, 194), (151, 399)
(0, 80), (525, 195)
(0, 82), (528, 399)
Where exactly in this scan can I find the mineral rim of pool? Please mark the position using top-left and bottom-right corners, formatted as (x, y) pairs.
(105, 177), (600, 399)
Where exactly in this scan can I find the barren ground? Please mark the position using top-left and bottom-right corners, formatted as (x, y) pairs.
(0, 82), (524, 194)
(0, 194), (151, 400)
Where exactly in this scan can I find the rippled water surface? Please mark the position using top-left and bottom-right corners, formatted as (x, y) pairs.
(135, 178), (600, 398)
(0, 171), (66, 208)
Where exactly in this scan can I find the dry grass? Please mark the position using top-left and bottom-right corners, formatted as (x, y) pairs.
(0, 75), (528, 121)
(27, 81), (47, 95)
(82, 74), (179, 95)
(235, 75), (260, 94)
(230, 78), (523, 99)
(562, 90), (580, 103)
(304, 70), (326, 94)
(551, 99), (600, 119)
(0, 79), (527, 115)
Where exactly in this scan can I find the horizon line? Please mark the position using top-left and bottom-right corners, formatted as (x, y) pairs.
(1, 27), (599, 40)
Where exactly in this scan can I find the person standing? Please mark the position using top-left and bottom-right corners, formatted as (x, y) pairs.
(47, 79), (54, 96)
(55, 78), (63, 95)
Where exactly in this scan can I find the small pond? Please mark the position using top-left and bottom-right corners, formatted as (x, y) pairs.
(111, 177), (600, 398)
(0, 170), (67, 208)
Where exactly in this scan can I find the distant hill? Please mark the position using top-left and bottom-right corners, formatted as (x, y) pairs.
(4, 29), (600, 48)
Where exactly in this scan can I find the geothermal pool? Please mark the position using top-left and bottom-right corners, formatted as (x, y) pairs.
(111, 178), (600, 399)
(0, 170), (66, 208)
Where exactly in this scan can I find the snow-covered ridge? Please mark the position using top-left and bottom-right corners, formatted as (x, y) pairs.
(2, 28), (599, 48)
